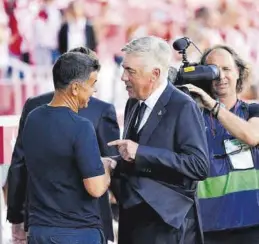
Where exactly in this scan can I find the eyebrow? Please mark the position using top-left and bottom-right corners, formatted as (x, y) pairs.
(122, 64), (136, 72)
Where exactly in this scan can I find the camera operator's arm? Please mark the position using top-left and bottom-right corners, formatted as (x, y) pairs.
(184, 84), (259, 146)
(215, 104), (259, 146)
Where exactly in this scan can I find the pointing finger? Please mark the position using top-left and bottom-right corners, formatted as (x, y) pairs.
(108, 140), (128, 147)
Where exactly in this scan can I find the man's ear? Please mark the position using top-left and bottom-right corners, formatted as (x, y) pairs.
(71, 82), (80, 96)
(152, 68), (161, 81)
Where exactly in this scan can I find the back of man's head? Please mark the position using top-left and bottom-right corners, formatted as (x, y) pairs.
(168, 66), (178, 84)
(52, 52), (100, 90)
(69, 46), (97, 60)
(68, 46), (100, 70)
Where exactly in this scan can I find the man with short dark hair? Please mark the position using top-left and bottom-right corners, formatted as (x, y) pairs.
(7, 47), (120, 243)
(23, 51), (110, 243)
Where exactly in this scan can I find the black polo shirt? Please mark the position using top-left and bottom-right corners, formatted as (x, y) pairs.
(23, 105), (104, 228)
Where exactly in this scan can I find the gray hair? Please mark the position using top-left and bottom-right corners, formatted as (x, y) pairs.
(121, 36), (172, 81)
(168, 66), (178, 83)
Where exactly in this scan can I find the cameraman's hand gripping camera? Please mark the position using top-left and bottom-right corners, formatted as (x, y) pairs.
(172, 37), (220, 107)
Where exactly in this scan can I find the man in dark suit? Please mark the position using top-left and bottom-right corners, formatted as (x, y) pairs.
(108, 36), (209, 244)
(7, 47), (119, 243)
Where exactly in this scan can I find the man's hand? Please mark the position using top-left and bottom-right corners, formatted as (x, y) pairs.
(101, 157), (117, 172)
(108, 139), (139, 162)
(183, 84), (216, 110)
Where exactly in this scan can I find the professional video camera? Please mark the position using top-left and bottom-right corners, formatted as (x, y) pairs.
(172, 37), (220, 95)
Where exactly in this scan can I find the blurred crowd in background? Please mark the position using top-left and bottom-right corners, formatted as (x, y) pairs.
(0, 0), (258, 115)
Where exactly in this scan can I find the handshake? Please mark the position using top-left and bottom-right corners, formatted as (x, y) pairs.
(100, 138), (139, 174)
(101, 157), (117, 172)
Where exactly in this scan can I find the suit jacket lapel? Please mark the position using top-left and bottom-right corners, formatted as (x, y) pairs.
(123, 102), (139, 139)
(138, 102), (166, 144)
(138, 83), (174, 144)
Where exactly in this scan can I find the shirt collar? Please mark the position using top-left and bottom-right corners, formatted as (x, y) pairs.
(140, 81), (168, 109)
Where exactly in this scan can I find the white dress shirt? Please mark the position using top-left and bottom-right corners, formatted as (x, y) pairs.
(137, 81), (168, 132)
(68, 18), (87, 51)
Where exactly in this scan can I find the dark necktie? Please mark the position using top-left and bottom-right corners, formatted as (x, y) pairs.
(134, 102), (147, 133)
(128, 102), (147, 142)
(122, 102), (147, 208)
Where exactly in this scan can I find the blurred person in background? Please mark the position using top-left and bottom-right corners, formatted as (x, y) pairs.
(33, 0), (62, 66)
(94, 1), (125, 61)
(184, 45), (259, 244)
(58, 0), (97, 55)
(220, 2), (251, 62)
(3, 0), (22, 61)
(93, 0), (110, 44)
(7, 47), (120, 244)
(0, 9), (10, 78)
(3, 0), (24, 78)
(185, 6), (223, 47)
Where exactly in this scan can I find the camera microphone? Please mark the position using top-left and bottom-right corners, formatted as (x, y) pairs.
(173, 37), (191, 51)
(173, 37), (202, 55)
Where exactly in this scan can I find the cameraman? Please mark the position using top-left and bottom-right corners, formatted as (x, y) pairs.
(184, 45), (259, 244)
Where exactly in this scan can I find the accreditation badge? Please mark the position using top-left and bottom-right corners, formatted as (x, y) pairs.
(224, 138), (254, 170)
